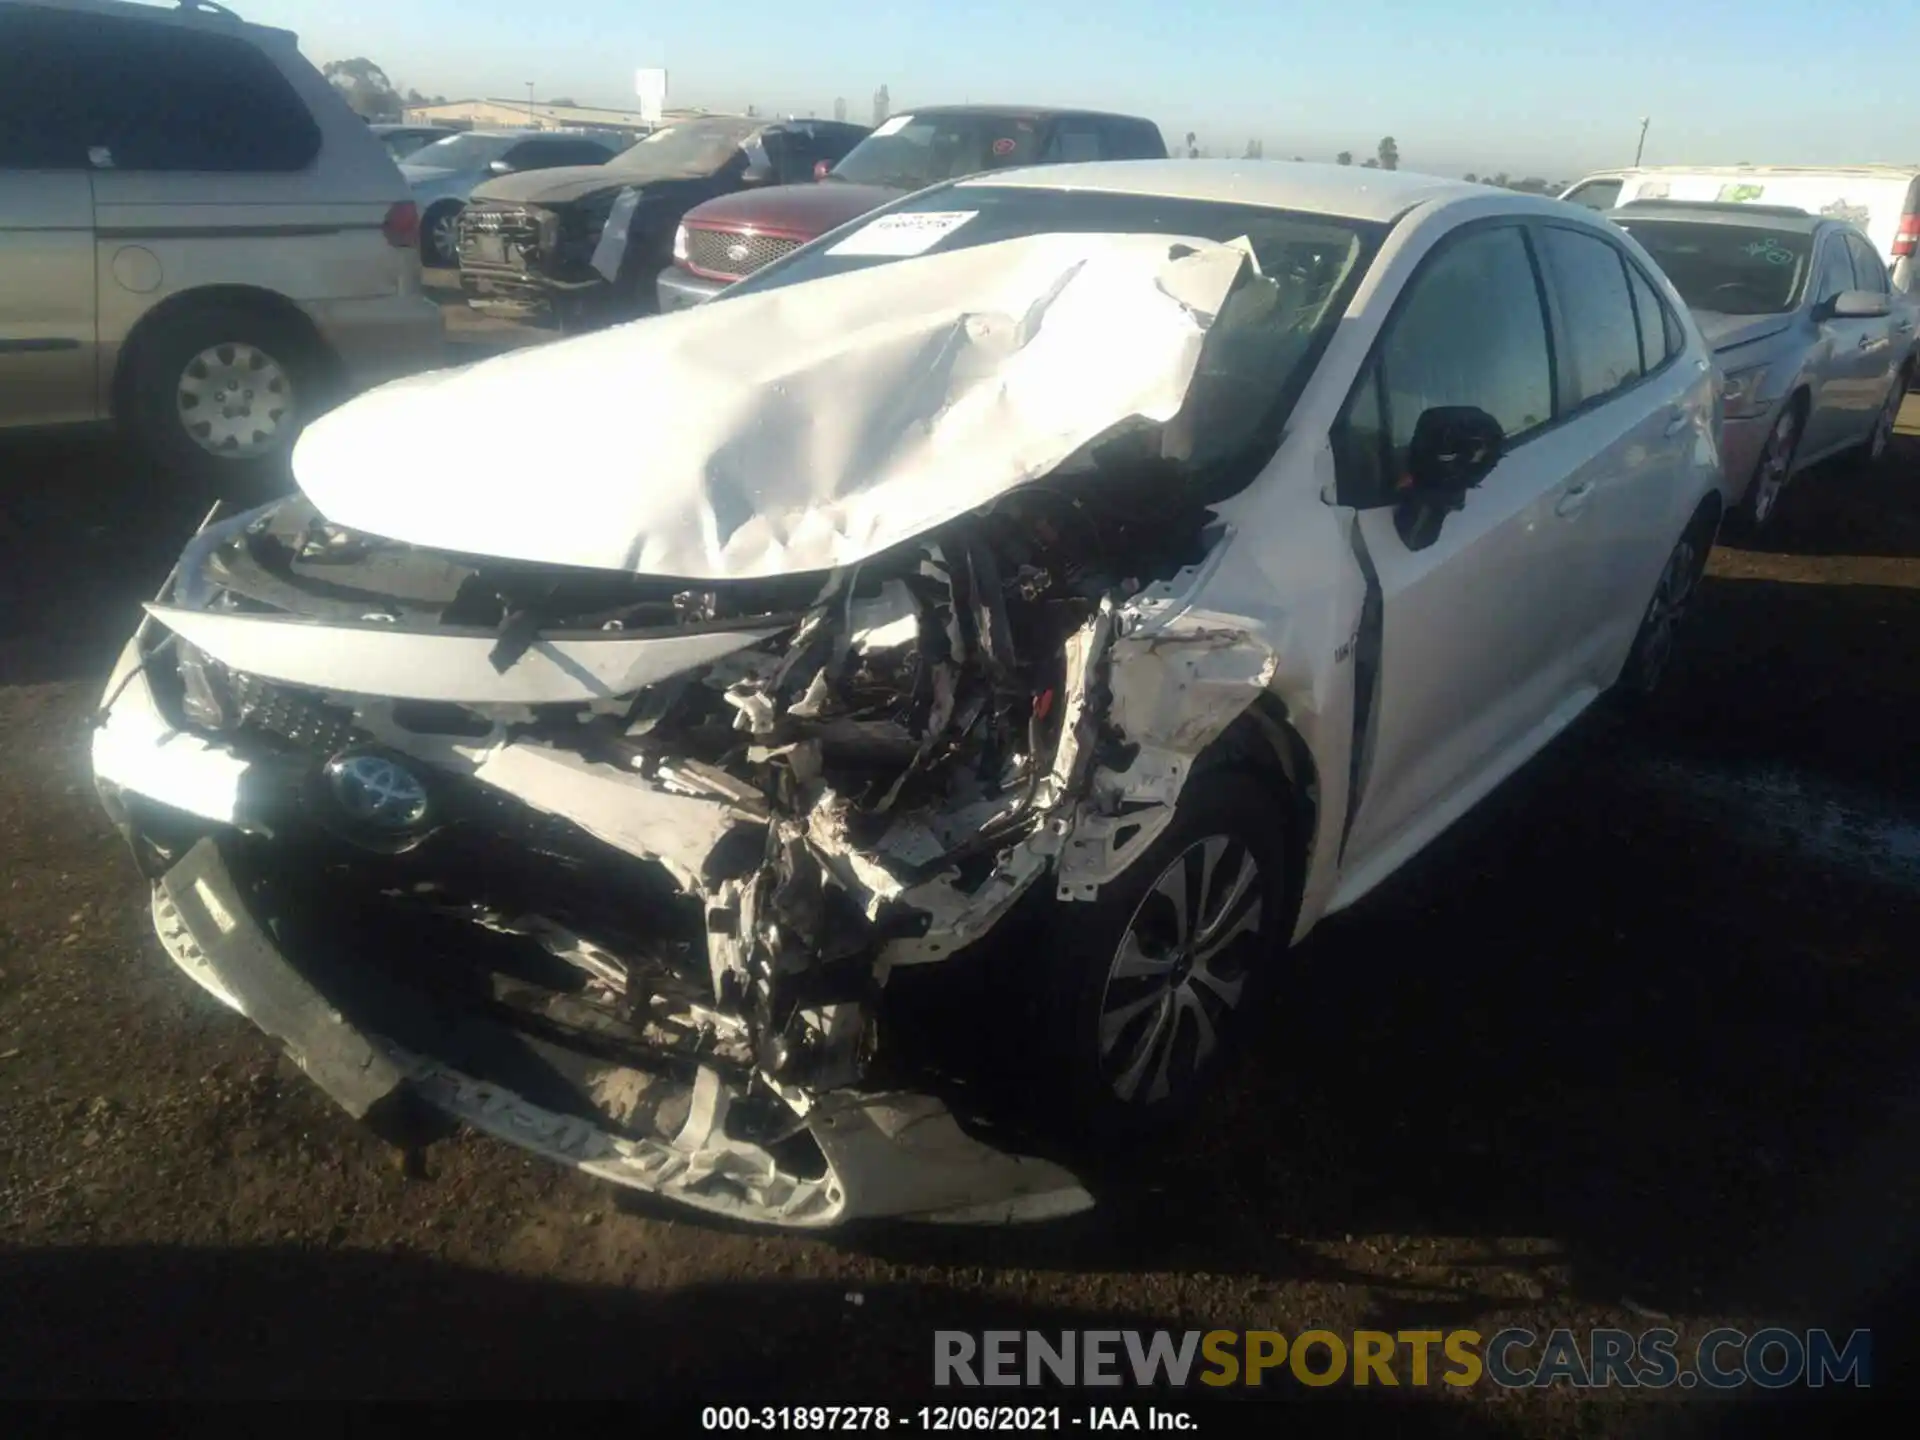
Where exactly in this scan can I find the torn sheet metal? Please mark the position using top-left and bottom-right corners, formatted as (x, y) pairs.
(291, 231), (1249, 580)
(143, 603), (780, 705)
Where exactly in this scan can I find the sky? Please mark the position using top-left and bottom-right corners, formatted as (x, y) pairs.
(228, 0), (1916, 180)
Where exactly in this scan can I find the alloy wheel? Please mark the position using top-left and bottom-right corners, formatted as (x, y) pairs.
(1869, 374), (1906, 463)
(1634, 536), (1700, 692)
(1096, 834), (1264, 1106)
(431, 209), (461, 265)
(1748, 409), (1797, 527)
(175, 343), (293, 459)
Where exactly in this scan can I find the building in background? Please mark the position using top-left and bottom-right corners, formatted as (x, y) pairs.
(401, 98), (713, 136)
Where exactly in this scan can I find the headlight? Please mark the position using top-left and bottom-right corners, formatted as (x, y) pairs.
(673, 224), (689, 262)
(1719, 363), (1771, 419)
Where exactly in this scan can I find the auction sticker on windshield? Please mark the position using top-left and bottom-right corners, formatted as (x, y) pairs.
(827, 210), (978, 257)
(868, 113), (914, 138)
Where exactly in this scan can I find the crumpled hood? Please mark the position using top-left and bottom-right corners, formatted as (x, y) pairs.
(292, 230), (1249, 581)
(1693, 310), (1796, 354)
(472, 164), (651, 207)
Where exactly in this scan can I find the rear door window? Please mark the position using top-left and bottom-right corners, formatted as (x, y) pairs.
(1099, 119), (1166, 159)
(0, 7), (320, 172)
(1812, 237), (1855, 308)
(1625, 261), (1680, 371)
(1539, 226), (1646, 408)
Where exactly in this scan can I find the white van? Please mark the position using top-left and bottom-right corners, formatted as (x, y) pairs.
(1560, 166), (1920, 294)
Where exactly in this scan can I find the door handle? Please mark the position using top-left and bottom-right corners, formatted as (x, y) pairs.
(1663, 409), (1690, 437)
(1859, 334), (1878, 350)
(1555, 481), (1596, 517)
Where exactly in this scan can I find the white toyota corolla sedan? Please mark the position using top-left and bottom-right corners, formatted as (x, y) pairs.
(90, 162), (1734, 1227)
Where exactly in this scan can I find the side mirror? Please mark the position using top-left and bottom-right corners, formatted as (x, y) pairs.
(814, 159), (831, 181)
(1827, 288), (1891, 320)
(487, 159), (514, 175)
(1394, 405), (1505, 551)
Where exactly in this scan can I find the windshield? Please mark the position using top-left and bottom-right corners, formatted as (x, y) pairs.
(1614, 219), (1813, 315)
(828, 113), (1046, 190)
(728, 184), (1383, 483)
(406, 132), (515, 170)
(606, 118), (761, 178)
(381, 130), (443, 160)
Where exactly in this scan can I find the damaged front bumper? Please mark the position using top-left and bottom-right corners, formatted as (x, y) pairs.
(94, 639), (1090, 1226)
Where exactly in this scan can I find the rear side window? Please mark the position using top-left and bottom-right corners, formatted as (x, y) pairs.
(1539, 226), (1643, 408)
(1043, 123), (1104, 163)
(506, 139), (607, 169)
(1334, 224), (1554, 508)
(0, 9), (320, 173)
(1100, 119), (1166, 160)
(1625, 261), (1681, 371)
(1562, 179), (1623, 212)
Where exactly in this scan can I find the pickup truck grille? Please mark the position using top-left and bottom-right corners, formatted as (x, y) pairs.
(683, 227), (801, 279)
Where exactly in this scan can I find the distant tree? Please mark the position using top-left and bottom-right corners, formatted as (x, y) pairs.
(324, 58), (401, 120)
(747, 103), (759, 117)
(1242, 138), (1263, 159)
(548, 96), (578, 108)
(1185, 131), (1198, 158)
(1336, 150), (1353, 166)
(1362, 157), (1379, 168)
(872, 85), (890, 126)
(1490, 171), (1511, 188)
(1377, 136), (1399, 170)
(1464, 171), (1478, 183)
(834, 96), (847, 122)
(1292, 155), (1305, 162)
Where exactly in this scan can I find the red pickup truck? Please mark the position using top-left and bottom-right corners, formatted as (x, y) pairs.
(656, 106), (1168, 311)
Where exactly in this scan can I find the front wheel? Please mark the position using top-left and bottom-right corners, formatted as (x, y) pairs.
(1731, 403), (1801, 535)
(1035, 769), (1291, 1143)
(423, 204), (463, 267)
(1864, 364), (1911, 467)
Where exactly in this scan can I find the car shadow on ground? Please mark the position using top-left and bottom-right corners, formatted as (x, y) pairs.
(0, 1245), (1517, 1422)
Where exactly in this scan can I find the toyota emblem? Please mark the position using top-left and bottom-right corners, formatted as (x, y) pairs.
(323, 751), (431, 831)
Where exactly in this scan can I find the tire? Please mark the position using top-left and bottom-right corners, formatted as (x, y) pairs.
(1033, 767), (1293, 1144)
(1616, 514), (1712, 699)
(1862, 362), (1912, 468)
(1728, 399), (1802, 536)
(122, 303), (320, 495)
(422, 203), (463, 267)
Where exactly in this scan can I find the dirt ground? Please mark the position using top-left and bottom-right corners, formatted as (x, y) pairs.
(2, 284), (1917, 1428)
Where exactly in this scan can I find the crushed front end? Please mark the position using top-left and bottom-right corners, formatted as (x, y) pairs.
(90, 489), (1218, 1226)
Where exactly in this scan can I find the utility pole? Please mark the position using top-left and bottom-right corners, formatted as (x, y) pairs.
(1634, 116), (1650, 167)
(526, 82), (537, 125)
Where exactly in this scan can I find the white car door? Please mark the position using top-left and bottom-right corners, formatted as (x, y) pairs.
(1329, 221), (1589, 883)
(1843, 233), (1908, 417)
(1802, 234), (1876, 459)
(1531, 221), (1706, 682)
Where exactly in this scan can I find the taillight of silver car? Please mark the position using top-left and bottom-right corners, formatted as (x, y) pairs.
(382, 201), (421, 249)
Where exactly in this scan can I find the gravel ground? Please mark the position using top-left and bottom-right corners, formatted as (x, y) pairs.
(2, 286), (1916, 1428)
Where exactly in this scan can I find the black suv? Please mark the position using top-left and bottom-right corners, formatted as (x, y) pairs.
(456, 115), (869, 329)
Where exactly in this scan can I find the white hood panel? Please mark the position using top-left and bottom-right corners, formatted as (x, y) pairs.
(292, 231), (1247, 580)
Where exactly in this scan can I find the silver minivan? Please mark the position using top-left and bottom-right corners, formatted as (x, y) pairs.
(0, 0), (443, 488)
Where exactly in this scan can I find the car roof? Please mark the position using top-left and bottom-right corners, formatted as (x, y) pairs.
(1613, 200), (1828, 233)
(894, 105), (1157, 124)
(957, 159), (1480, 222)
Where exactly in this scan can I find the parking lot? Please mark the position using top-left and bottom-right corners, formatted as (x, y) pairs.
(3, 272), (1918, 1427)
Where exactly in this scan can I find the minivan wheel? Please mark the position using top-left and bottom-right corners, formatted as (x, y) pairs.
(1036, 769), (1290, 1143)
(423, 203), (462, 267)
(125, 305), (316, 492)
